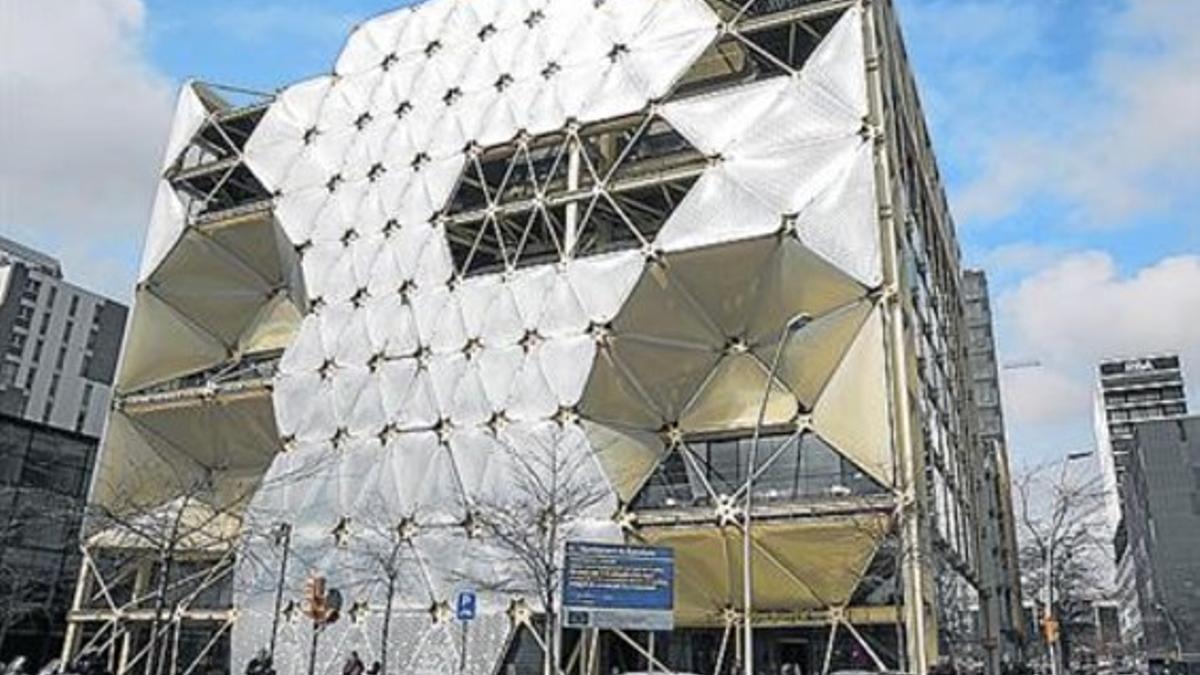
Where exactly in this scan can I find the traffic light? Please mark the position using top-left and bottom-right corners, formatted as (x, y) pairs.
(304, 575), (326, 620)
(1040, 615), (1060, 643)
(303, 575), (341, 628)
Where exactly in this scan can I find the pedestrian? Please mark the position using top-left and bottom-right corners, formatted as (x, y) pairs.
(246, 650), (272, 675)
(342, 652), (365, 675)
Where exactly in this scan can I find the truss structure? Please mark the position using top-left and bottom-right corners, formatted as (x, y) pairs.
(63, 81), (305, 673)
(69, 1), (1000, 674)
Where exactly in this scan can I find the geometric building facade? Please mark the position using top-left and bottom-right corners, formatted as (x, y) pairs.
(68, 1), (998, 674)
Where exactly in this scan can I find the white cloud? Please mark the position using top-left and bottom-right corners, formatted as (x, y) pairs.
(996, 252), (1200, 460)
(0, 0), (175, 300)
(978, 241), (1065, 276)
(1002, 252), (1200, 364)
(955, 0), (1200, 226)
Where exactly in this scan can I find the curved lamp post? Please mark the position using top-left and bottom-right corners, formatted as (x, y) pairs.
(742, 312), (811, 675)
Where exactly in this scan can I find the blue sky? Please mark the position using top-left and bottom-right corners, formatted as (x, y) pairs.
(2, 0), (1197, 468)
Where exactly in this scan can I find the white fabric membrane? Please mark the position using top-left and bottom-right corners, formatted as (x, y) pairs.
(231, 1), (888, 671)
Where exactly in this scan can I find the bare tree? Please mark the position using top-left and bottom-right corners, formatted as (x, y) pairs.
(460, 424), (611, 675)
(341, 496), (424, 675)
(72, 430), (351, 675)
(1013, 459), (1110, 673)
(0, 551), (49, 655)
(74, 472), (267, 675)
(0, 483), (88, 660)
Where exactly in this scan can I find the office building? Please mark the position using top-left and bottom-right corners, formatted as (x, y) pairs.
(1094, 355), (1189, 659)
(68, 1), (1008, 673)
(0, 236), (128, 438)
(962, 270), (1026, 668)
(0, 413), (98, 663)
(1117, 416), (1200, 672)
(1094, 355), (1188, 528)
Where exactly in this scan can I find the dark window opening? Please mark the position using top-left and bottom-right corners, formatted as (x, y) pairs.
(631, 431), (886, 510)
(172, 162), (272, 220)
(443, 114), (704, 277)
(673, 7), (846, 98)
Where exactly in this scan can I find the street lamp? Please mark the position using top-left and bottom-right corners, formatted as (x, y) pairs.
(1043, 450), (1094, 675)
(742, 312), (810, 675)
(268, 522), (293, 660)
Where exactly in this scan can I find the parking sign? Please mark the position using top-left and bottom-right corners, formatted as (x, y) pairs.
(455, 590), (477, 622)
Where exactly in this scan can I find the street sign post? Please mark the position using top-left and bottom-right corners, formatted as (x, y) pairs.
(302, 576), (341, 675)
(562, 542), (675, 631)
(456, 590), (476, 673)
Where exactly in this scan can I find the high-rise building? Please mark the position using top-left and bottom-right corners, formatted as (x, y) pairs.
(962, 270), (1026, 668)
(1094, 355), (1188, 527)
(1095, 355), (1188, 659)
(1118, 416), (1200, 672)
(68, 2), (1007, 673)
(0, 413), (98, 664)
(0, 236), (128, 438)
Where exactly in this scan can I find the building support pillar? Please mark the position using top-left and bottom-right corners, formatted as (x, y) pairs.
(118, 560), (153, 675)
(61, 557), (94, 666)
(861, 0), (936, 671)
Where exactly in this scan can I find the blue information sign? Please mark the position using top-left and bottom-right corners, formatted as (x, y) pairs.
(455, 590), (477, 622)
(562, 542), (674, 631)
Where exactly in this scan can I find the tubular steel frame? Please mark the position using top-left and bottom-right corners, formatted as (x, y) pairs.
(64, 2), (999, 674)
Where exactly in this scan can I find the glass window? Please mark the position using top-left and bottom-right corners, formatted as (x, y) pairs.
(22, 278), (42, 301)
(634, 450), (703, 509)
(0, 362), (18, 386)
(14, 306), (33, 329)
(22, 432), (91, 497)
(632, 432), (885, 510)
(702, 438), (744, 495)
(799, 436), (843, 496)
(968, 327), (990, 349)
(0, 421), (30, 483)
(7, 333), (27, 356)
(974, 383), (998, 405)
(0, 548), (59, 603)
(19, 507), (73, 549)
(68, 295), (79, 317)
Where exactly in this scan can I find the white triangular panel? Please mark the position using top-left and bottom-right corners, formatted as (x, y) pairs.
(161, 80), (213, 172)
(139, 181), (188, 282)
